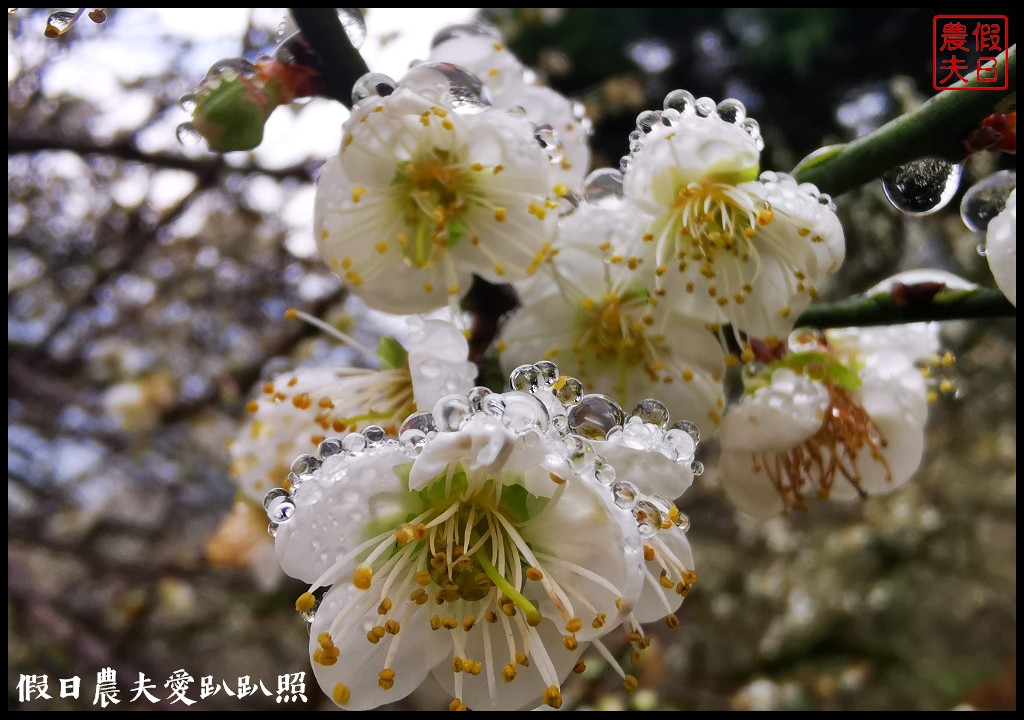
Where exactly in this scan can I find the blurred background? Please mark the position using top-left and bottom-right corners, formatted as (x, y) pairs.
(7, 7), (1016, 710)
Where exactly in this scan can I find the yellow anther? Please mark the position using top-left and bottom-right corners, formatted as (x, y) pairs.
(484, 610), (498, 623)
(449, 698), (467, 711)
(542, 685), (563, 709)
(565, 617), (583, 633)
(462, 615), (476, 631)
(442, 118), (454, 131)
(493, 165), (505, 175)
(430, 615), (442, 630)
(526, 567), (544, 581)
(442, 616), (458, 630)
(332, 683), (350, 706)
(344, 270), (364, 286)
(353, 563), (373, 590)
(245, 400), (259, 413)
(553, 182), (569, 197)
(592, 613), (606, 629)
(756, 208), (774, 226)
(451, 657), (465, 673)
(351, 186), (366, 203)
(378, 669), (395, 691)
(493, 208), (507, 222)
(623, 675), (639, 693)
(423, 281), (434, 293)
(665, 613), (680, 628)
(515, 652), (529, 666)
(573, 660), (587, 674)
(563, 635), (578, 650)
(643, 545), (655, 562)
(627, 257), (639, 270)
(467, 660), (482, 676)
(295, 592), (316, 613)
(502, 663), (517, 682)
(414, 570), (431, 586)
(488, 68), (499, 77)
(493, 262), (506, 276)
(548, 472), (566, 485)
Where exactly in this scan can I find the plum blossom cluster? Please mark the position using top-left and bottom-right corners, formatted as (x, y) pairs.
(266, 362), (700, 710)
(206, 18), (976, 712)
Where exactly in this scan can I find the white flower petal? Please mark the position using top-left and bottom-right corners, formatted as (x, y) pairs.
(429, 619), (580, 711)
(230, 367), (410, 504)
(593, 440), (693, 499)
(405, 318), (477, 411)
(986, 188), (1016, 306)
(309, 584), (452, 710)
(275, 447), (412, 584)
(720, 448), (786, 519)
(720, 369), (829, 454)
(634, 525), (695, 623)
(523, 474), (645, 642)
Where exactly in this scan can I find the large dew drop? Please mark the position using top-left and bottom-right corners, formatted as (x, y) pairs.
(430, 22), (501, 48)
(881, 158), (963, 216)
(352, 72), (397, 106)
(402, 62), (490, 114)
(960, 170), (1016, 232)
(583, 168), (624, 203)
(568, 394), (626, 440)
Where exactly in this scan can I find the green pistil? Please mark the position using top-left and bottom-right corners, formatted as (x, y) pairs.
(476, 551), (543, 627)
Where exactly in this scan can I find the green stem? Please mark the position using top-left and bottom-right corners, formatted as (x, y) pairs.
(476, 550), (543, 626)
(793, 288), (1014, 329)
(793, 46), (1016, 196)
(289, 8), (369, 107)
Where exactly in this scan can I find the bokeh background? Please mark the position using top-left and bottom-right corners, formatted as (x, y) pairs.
(7, 7), (1016, 711)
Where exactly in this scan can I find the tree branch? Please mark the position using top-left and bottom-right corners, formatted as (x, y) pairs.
(793, 46), (1016, 196)
(794, 288), (1015, 329)
(289, 8), (369, 107)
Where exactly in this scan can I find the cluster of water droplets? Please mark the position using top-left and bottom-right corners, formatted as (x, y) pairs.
(619, 90), (763, 173)
(507, 361), (700, 538)
(758, 170), (837, 212)
(262, 360), (699, 542)
(881, 157), (963, 217)
(960, 170), (1015, 239)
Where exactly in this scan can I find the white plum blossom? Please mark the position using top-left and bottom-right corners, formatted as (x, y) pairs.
(229, 318), (476, 505)
(720, 328), (930, 518)
(315, 79), (558, 314)
(499, 194), (727, 433)
(622, 91), (845, 341)
(986, 188), (1016, 306)
(429, 23), (593, 190)
(269, 364), (700, 710)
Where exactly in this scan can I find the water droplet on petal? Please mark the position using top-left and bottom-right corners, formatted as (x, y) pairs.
(290, 454), (321, 477)
(175, 123), (202, 146)
(510, 364), (541, 392)
(976, 242), (988, 257)
(263, 488), (296, 524)
(402, 62), (490, 113)
(318, 437), (343, 458)
(633, 499), (662, 537)
(178, 93), (197, 113)
(534, 124), (565, 163)
(662, 428), (696, 463)
(267, 522), (279, 537)
(555, 376), (584, 406)
(431, 395), (470, 432)
(501, 391), (550, 434)
(612, 481), (639, 509)
(674, 511), (691, 531)
(568, 394), (626, 440)
(716, 98), (746, 123)
(582, 168), (624, 203)
(467, 386), (492, 412)
(882, 158), (963, 216)
(631, 399), (670, 429)
(563, 435), (595, 472)
(341, 433), (367, 453)
(363, 425), (387, 446)
(594, 459), (616, 485)
(636, 110), (661, 134)
(45, 10), (78, 37)
(337, 8), (367, 49)
(550, 414), (569, 435)
(482, 393), (506, 416)
(205, 57), (257, 82)
(690, 460), (705, 476)
(352, 72), (397, 105)
(430, 21), (501, 48)
(663, 89), (695, 114)
(670, 419), (700, 444)
(960, 169), (1016, 231)
(694, 96), (716, 117)
(534, 360), (559, 387)
(402, 410), (438, 436)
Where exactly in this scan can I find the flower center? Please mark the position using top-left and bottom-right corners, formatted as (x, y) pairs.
(397, 151), (474, 269)
(670, 180), (766, 262)
(750, 383), (892, 513)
